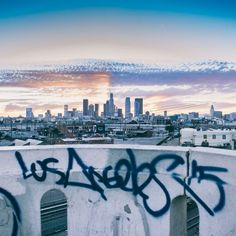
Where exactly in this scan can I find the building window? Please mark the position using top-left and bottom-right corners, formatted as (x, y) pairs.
(187, 198), (199, 236)
(170, 196), (199, 236)
(222, 135), (226, 140)
(41, 189), (67, 236)
(212, 135), (216, 139)
(203, 135), (207, 139)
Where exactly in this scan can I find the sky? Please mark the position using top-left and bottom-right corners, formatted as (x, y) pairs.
(0, 1), (236, 116)
(0, 0), (236, 66)
(1, 70), (236, 117)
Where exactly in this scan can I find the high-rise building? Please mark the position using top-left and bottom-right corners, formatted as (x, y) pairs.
(125, 97), (131, 118)
(103, 104), (106, 117)
(210, 105), (222, 119)
(214, 111), (223, 119)
(164, 111), (167, 117)
(88, 104), (94, 117)
(83, 99), (89, 116)
(134, 98), (143, 117)
(64, 105), (68, 118)
(26, 107), (33, 119)
(117, 108), (123, 118)
(109, 93), (114, 116)
(45, 110), (51, 119)
(210, 105), (215, 118)
(95, 104), (99, 117)
(105, 100), (109, 117)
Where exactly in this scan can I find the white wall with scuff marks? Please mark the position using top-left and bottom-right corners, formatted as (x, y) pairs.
(0, 144), (235, 236)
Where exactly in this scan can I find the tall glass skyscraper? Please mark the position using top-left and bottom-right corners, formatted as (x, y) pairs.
(26, 107), (34, 119)
(125, 97), (131, 118)
(95, 104), (99, 117)
(109, 93), (114, 116)
(64, 105), (68, 118)
(83, 99), (89, 116)
(134, 98), (143, 117)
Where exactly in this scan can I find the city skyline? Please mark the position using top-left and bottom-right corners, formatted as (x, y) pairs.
(1, 61), (236, 117)
(1, 93), (231, 118)
(0, 2), (236, 235)
(1, 1), (236, 116)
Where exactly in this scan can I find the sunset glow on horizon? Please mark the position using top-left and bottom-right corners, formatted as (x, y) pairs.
(0, 0), (236, 116)
(1, 69), (236, 117)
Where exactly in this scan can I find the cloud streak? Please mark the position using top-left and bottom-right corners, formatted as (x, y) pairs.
(1, 68), (236, 116)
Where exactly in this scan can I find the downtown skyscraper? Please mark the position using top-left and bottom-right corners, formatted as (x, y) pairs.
(134, 98), (143, 117)
(109, 93), (115, 116)
(83, 99), (89, 116)
(125, 97), (131, 118)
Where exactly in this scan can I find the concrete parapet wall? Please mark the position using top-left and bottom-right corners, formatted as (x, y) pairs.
(0, 145), (235, 236)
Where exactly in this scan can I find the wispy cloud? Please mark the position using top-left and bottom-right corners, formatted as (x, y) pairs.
(1, 69), (236, 116)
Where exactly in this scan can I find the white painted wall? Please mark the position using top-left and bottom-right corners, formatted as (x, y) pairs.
(0, 145), (235, 236)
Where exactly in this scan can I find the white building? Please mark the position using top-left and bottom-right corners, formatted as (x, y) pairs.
(180, 128), (236, 149)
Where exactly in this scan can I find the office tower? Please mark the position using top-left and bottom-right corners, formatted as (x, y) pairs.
(88, 104), (94, 117)
(95, 104), (99, 117)
(103, 104), (106, 117)
(105, 100), (109, 117)
(134, 98), (143, 117)
(83, 99), (89, 116)
(26, 107), (33, 119)
(118, 108), (123, 118)
(64, 105), (68, 118)
(125, 97), (131, 118)
(164, 111), (167, 117)
(72, 108), (77, 118)
(45, 110), (52, 119)
(210, 105), (215, 118)
(214, 111), (223, 119)
(109, 93), (114, 116)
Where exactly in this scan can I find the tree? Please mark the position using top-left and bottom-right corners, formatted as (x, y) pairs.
(165, 125), (175, 133)
(50, 128), (61, 138)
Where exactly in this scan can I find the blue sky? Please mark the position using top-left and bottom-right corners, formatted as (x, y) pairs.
(1, 0), (236, 20)
(0, 1), (236, 115)
(0, 1), (236, 66)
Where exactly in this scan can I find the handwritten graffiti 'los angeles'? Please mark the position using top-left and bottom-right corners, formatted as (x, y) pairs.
(15, 148), (227, 217)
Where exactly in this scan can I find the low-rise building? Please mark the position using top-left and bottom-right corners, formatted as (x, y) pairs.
(180, 128), (236, 149)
